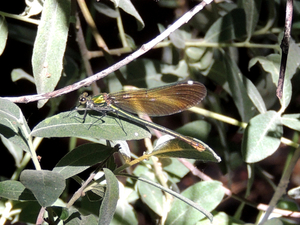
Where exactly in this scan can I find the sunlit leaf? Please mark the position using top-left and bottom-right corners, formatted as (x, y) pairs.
(152, 136), (221, 162)
(281, 114), (300, 131)
(113, 0), (144, 30)
(165, 181), (224, 224)
(99, 168), (119, 225)
(31, 111), (151, 141)
(0, 15), (8, 55)
(32, 0), (71, 108)
(0, 98), (31, 152)
(242, 111), (283, 163)
(137, 175), (164, 216)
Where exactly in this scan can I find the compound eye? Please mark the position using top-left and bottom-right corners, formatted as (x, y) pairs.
(79, 97), (86, 104)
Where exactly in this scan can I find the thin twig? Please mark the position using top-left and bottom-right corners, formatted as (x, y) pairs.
(75, 14), (99, 94)
(4, 0), (212, 104)
(259, 145), (300, 224)
(35, 207), (46, 225)
(77, 0), (108, 50)
(276, 0), (293, 99)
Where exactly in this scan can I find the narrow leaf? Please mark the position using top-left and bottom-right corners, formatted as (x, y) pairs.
(241, 0), (262, 39)
(93, 2), (119, 18)
(224, 53), (254, 122)
(242, 111), (283, 163)
(204, 8), (246, 43)
(0, 98), (31, 152)
(137, 175), (164, 216)
(0, 15), (8, 55)
(117, 0), (144, 30)
(153, 136), (221, 162)
(99, 168), (119, 225)
(1, 136), (23, 167)
(242, 77), (267, 114)
(11, 68), (35, 84)
(282, 114), (300, 131)
(32, 0), (71, 108)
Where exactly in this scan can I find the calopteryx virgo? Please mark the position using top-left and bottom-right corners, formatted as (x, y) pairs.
(76, 80), (207, 151)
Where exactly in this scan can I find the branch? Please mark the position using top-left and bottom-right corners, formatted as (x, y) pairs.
(5, 0), (212, 104)
(276, 0), (293, 99)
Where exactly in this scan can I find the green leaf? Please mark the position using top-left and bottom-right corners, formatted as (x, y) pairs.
(116, 0), (144, 30)
(11, 68), (35, 84)
(204, 8), (246, 43)
(242, 76), (267, 114)
(199, 211), (245, 225)
(249, 54), (293, 110)
(152, 136), (221, 162)
(199, 58), (231, 94)
(90, 184), (106, 198)
(112, 197), (138, 225)
(22, 0), (44, 17)
(128, 175), (214, 222)
(240, 0), (262, 39)
(261, 218), (284, 225)
(53, 143), (115, 179)
(0, 135), (23, 167)
(13, 201), (41, 224)
(161, 158), (194, 180)
(0, 98), (31, 152)
(48, 206), (69, 221)
(5, 23), (37, 45)
(137, 175), (164, 216)
(224, 53), (254, 122)
(242, 111), (283, 163)
(169, 29), (185, 49)
(283, 38), (300, 79)
(32, 0), (71, 108)
(0, 15), (8, 55)
(176, 120), (211, 142)
(31, 111), (151, 140)
(99, 168), (119, 225)
(185, 47), (206, 62)
(281, 114), (300, 131)
(0, 180), (36, 201)
(64, 208), (99, 224)
(288, 186), (300, 199)
(165, 181), (224, 225)
(93, 2), (119, 18)
(20, 170), (66, 207)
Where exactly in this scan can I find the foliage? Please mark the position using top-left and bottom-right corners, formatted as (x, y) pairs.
(0, 0), (300, 224)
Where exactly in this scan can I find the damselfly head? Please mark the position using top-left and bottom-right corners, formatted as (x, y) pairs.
(79, 92), (91, 105)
